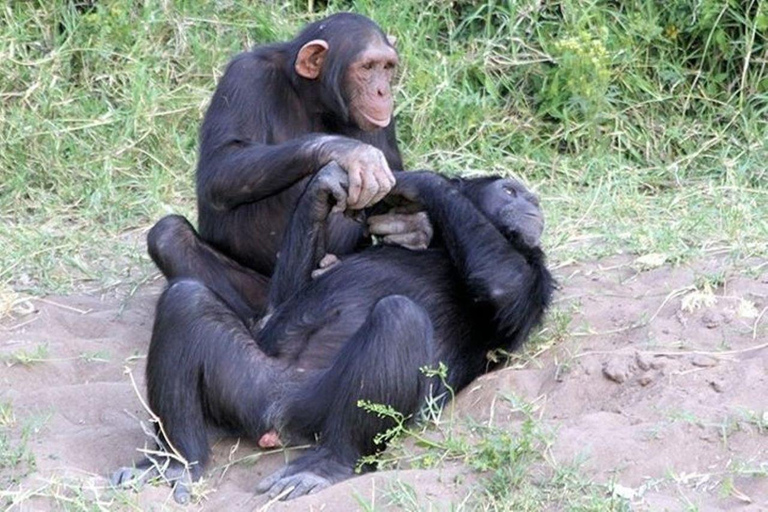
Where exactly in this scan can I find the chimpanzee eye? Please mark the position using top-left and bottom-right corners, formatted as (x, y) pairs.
(362, 62), (374, 71)
(505, 187), (517, 198)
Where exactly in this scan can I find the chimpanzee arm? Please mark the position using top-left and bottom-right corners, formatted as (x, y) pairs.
(199, 132), (360, 211)
(266, 163), (349, 309)
(197, 54), (395, 211)
(394, 172), (553, 344)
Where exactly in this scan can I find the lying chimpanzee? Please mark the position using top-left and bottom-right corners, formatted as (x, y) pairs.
(112, 165), (553, 503)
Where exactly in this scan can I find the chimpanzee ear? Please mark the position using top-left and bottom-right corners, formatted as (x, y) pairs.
(386, 34), (397, 47)
(296, 39), (329, 79)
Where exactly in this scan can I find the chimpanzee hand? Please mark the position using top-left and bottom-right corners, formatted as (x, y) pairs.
(368, 207), (433, 250)
(388, 170), (446, 204)
(308, 162), (350, 219)
(364, 171), (444, 250)
(329, 143), (395, 210)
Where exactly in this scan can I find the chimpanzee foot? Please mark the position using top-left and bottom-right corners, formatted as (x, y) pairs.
(171, 477), (193, 505)
(111, 465), (153, 487)
(255, 447), (353, 500)
(110, 459), (194, 504)
(256, 468), (331, 500)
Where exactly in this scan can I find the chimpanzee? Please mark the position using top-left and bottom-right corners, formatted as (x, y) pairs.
(148, 13), (432, 320)
(112, 164), (553, 503)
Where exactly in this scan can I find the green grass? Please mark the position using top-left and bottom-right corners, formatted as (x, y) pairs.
(1, 0), (766, 294)
(0, 404), (38, 494)
(2, 343), (49, 367)
(357, 392), (633, 510)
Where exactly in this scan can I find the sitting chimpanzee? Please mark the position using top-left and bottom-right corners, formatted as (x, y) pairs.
(148, 13), (432, 322)
(112, 165), (553, 503)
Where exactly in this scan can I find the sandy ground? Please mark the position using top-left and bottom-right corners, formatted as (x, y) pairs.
(1, 256), (767, 511)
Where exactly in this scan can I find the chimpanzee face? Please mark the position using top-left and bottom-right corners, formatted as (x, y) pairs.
(344, 38), (398, 131)
(294, 32), (398, 132)
(475, 178), (544, 248)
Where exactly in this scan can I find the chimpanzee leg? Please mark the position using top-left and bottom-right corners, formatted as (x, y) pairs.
(147, 215), (269, 321)
(257, 295), (434, 500)
(112, 279), (286, 503)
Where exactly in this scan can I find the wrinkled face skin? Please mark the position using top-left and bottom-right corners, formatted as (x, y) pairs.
(476, 178), (544, 248)
(346, 39), (398, 132)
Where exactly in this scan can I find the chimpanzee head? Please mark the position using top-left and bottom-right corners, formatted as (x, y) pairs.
(291, 13), (398, 131)
(459, 177), (544, 249)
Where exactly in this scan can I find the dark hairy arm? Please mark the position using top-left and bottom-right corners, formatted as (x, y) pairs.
(266, 163), (349, 309)
(199, 131), (359, 211)
(392, 172), (553, 346)
(196, 52), (397, 212)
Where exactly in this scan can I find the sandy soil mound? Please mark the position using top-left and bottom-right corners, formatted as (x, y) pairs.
(1, 256), (766, 510)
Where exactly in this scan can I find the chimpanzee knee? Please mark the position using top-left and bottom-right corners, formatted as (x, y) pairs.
(368, 294), (433, 339)
(259, 295), (435, 500)
(289, 294), (434, 457)
(147, 215), (198, 276)
(346, 295), (435, 448)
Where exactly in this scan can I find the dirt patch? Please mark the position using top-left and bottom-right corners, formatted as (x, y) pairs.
(1, 256), (767, 510)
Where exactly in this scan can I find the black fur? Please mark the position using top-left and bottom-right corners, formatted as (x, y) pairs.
(147, 13), (402, 318)
(114, 167), (553, 502)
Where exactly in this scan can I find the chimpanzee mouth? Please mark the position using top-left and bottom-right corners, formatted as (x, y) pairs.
(361, 111), (391, 128)
(495, 211), (543, 248)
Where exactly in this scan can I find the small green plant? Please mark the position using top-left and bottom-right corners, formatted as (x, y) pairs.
(418, 362), (455, 425)
(356, 400), (410, 450)
(381, 480), (421, 511)
(0, 417), (38, 486)
(0, 403), (15, 428)
(694, 270), (727, 290)
(738, 409), (768, 434)
(541, 30), (612, 125)
(79, 350), (110, 363)
(4, 344), (49, 367)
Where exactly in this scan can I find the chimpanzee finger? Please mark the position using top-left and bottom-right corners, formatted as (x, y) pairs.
(318, 253), (340, 268)
(284, 480), (314, 500)
(283, 474), (330, 500)
(172, 479), (192, 505)
(371, 154), (394, 203)
(346, 166), (363, 208)
(329, 181), (348, 213)
(368, 176), (390, 206)
(368, 211), (431, 237)
(411, 211), (433, 240)
(110, 466), (153, 487)
(382, 153), (396, 188)
(312, 254), (340, 278)
(267, 476), (296, 499)
(369, 162), (394, 206)
(382, 232), (430, 250)
(353, 169), (378, 209)
(255, 467), (287, 493)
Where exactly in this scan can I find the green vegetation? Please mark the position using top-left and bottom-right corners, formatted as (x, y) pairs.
(1, 0), (765, 293)
(2, 343), (49, 367)
(357, 392), (632, 510)
(0, 403), (37, 492)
